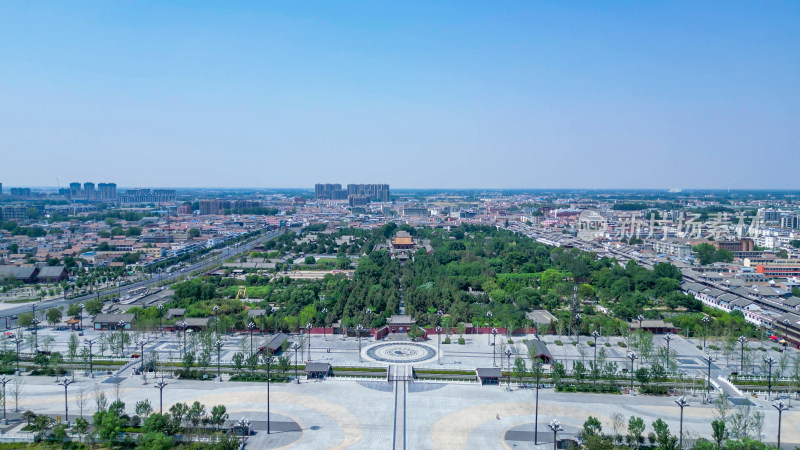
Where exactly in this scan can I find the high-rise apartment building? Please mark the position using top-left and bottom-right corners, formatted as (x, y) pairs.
(315, 183), (389, 202)
(97, 183), (117, 201)
(315, 184), (347, 200)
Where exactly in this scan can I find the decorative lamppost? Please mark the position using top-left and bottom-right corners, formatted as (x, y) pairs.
(31, 318), (40, 353)
(264, 353), (274, 434)
(737, 335), (748, 374)
(548, 419), (563, 450)
(491, 328), (498, 367)
(12, 337), (23, 373)
(357, 324), (365, 363)
(574, 313), (582, 346)
(84, 338), (95, 378)
(701, 316), (711, 349)
(704, 353), (715, 396)
(306, 322), (313, 361)
(247, 322), (256, 357)
(0, 376), (9, 424)
(675, 396), (689, 449)
(637, 314), (645, 330)
(118, 320), (127, 358)
(627, 351), (638, 393)
(292, 343), (300, 382)
(435, 326), (442, 364)
(773, 400), (790, 449)
(213, 305), (220, 335)
(486, 311), (493, 344)
(215, 339), (223, 381)
(504, 349), (512, 386)
(58, 377), (74, 424)
(782, 319), (791, 351)
(663, 334), (674, 370)
(155, 379), (167, 414)
(180, 320), (189, 358)
(591, 330), (601, 385)
(237, 417), (251, 439)
(764, 355), (776, 399)
(77, 303), (84, 330)
(321, 307), (328, 341)
(533, 361), (542, 445)
(138, 339), (147, 382)
(157, 304), (164, 336)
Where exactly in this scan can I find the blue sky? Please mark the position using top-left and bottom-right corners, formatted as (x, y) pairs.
(1, 2), (798, 189)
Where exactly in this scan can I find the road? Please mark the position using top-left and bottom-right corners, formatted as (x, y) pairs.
(1, 228), (284, 328)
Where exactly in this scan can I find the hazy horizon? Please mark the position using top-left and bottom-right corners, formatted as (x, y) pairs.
(2, 2), (798, 189)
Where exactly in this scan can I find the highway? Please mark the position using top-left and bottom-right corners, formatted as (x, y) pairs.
(1, 228), (284, 327)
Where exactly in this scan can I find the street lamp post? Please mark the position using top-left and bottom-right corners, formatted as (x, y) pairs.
(627, 351), (638, 393)
(533, 362), (542, 445)
(504, 349), (512, 386)
(139, 339), (147, 382)
(306, 322), (313, 361)
(435, 326), (442, 364)
(491, 328), (498, 367)
(773, 400), (790, 449)
(77, 303), (84, 331)
(486, 311), (493, 345)
(12, 337), (22, 373)
(155, 303), (165, 337)
(574, 313), (581, 346)
(548, 419), (563, 450)
(215, 339), (223, 382)
(321, 307), (328, 341)
(84, 338), (95, 378)
(704, 353), (715, 397)
(701, 316), (710, 349)
(675, 396), (689, 449)
(58, 377), (74, 424)
(764, 355), (776, 399)
(155, 379), (167, 414)
(247, 322), (256, 357)
(180, 320), (189, 358)
(591, 330), (601, 385)
(118, 320), (126, 358)
(357, 324), (364, 363)
(292, 343), (300, 383)
(31, 318), (40, 353)
(213, 305), (220, 335)
(0, 376), (9, 424)
(738, 335), (748, 374)
(637, 314), (645, 330)
(664, 334), (674, 370)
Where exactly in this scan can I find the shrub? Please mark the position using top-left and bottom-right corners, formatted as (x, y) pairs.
(604, 342), (611, 347)
(554, 340), (563, 346)
(618, 342), (627, 348)
(458, 338), (465, 345)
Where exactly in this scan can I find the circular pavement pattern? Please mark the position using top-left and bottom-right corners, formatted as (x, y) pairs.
(364, 342), (438, 364)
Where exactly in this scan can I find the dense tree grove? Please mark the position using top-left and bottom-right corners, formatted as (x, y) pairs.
(162, 224), (711, 337)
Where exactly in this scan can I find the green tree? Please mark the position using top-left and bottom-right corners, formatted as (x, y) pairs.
(626, 416), (646, 449)
(512, 357), (526, 384)
(711, 419), (727, 449)
(46, 308), (63, 327)
(652, 418), (678, 450)
(188, 228), (201, 238)
(582, 416), (603, 438)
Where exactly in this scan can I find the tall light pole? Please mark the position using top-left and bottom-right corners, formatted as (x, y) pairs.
(0, 376), (9, 424)
(703, 353), (715, 397)
(435, 326), (442, 364)
(548, 419), (563, 450)
(180, 320), (189, 358)
(701, 316), (710, 349)
(591, 330), (601, 385)
(117, 320), (126, 358)
(77, 303), (84, 331)
(213, 305), (220, 336)
(773, 400), (790, 449)
(84, 338), (95, 378)
(737, 335), (747, 374)
(306, 322), (313, 361)
(215, 339), (223, 382)
(155, 379), (167, 414)
(627, 351), (638, 393)
(504, 349), (512, 386)
(247, 322), (256, 357)
(637, 314), (645, 330)
(321, 307), (328, 341)
(12, 337), (22, 373)
(491, 328), (498, 367)
(357, 324), (364, 363)
(264, 353), (274, 434)
(486, 311), (493, 344)
(663, 334), (674, 370)
(293, 343), (300, 383)
(675, 396), (688, 449)
(138, 339), (147, 382)
(574, 313), (581, 346)
(533, 361), (542, 445)
(31, 318), (40, 353)
(764, 355), (776, 399)
(58, 377), (74, 424)
(157, 304), (164, 336)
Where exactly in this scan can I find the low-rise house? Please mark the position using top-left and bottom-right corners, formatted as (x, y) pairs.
(93, 313), (135, 330)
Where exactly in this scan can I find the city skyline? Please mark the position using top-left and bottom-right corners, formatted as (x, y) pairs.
(2, 2), (799, 189)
